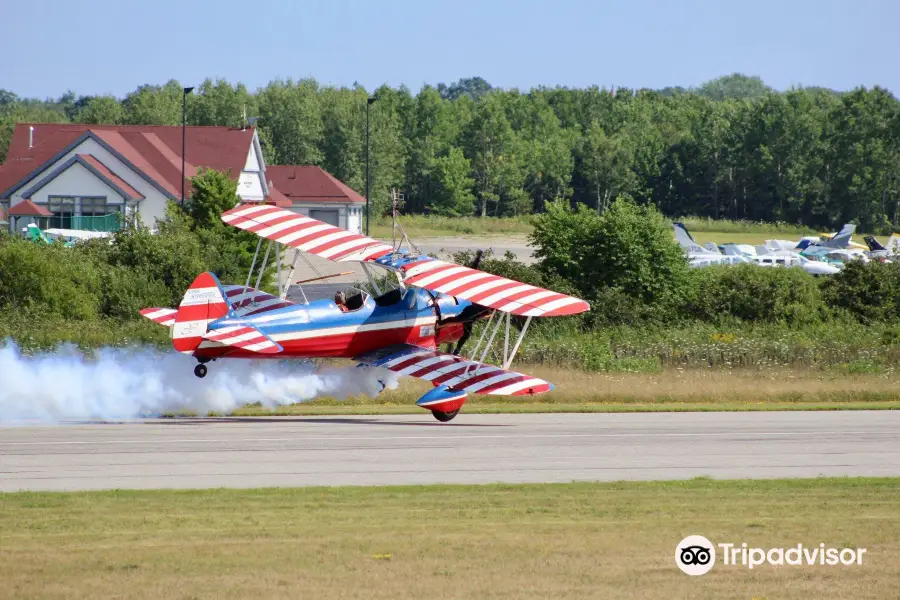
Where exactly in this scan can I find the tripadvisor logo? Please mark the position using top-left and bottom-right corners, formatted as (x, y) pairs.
(675, 535), (867, 576)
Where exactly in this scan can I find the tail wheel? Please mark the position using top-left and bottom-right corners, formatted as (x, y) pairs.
(194, 364), (208, 378)
(431, 409), (459, 422)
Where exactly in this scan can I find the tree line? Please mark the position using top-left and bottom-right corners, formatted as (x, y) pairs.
(1, 74), (898, 231)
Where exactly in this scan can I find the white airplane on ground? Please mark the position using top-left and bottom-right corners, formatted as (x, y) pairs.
(674, 223), (840, 276)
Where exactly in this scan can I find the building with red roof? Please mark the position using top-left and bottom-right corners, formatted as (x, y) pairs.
(0, 123), (365, 235)
(266, 165), (365, 231)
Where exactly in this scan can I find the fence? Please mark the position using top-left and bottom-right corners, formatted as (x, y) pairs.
(53, 213), (121, 232)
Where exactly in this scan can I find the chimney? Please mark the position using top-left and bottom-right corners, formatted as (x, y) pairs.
(28, 126), (34, 149)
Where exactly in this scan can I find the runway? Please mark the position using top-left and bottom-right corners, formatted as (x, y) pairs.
(2, 411), (899, 492)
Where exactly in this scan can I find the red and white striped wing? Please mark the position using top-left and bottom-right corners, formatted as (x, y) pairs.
(221, 204), (394, 263)
(365, 347), (552, 396)
(401, 259), (589, 317)
(202, 325), (282, 354)
(140, 307), (177, 327)
(222, 285), (294, 316)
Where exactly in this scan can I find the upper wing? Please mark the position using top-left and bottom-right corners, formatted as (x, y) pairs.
(356, 344), (552, 396)
(392, 256), (589, 317)
(221, 204), (393, 263)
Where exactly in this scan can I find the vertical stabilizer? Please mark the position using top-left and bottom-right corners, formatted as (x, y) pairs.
(824, 223), (856, 249)
(171, 272), (232, 354)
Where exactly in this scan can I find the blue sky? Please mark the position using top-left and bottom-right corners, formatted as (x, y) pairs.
(2, 0), (897, 99)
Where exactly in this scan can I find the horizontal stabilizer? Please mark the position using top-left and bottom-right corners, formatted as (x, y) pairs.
(356, 344), (552, 396)
(202, 324), (283, 354)
(140, 307), (177, 327)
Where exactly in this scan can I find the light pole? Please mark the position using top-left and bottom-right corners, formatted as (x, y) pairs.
(181, 86), (194, 205)
(365, 95), (377, 235)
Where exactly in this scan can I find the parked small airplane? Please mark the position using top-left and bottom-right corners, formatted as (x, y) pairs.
(674, 223), (840, 276)
(141, 203), (590, 422)
(23, 223), (111, 247)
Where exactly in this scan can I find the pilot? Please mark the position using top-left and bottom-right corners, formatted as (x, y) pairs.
(334, 290), (349, 312)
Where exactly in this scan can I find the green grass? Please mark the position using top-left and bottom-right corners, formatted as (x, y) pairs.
(2, 478), (897, 599)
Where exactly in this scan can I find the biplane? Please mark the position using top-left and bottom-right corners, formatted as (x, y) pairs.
(140, 202), (590, 422)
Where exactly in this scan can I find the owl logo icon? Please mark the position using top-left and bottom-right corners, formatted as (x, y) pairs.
(676, 535), (716, 575)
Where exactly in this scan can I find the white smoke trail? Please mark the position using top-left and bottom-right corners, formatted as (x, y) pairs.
(0, 341), (399, 424)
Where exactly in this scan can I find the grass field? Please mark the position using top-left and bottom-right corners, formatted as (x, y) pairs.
(1, 478), (897, 599)
(223, 366), (900, 416)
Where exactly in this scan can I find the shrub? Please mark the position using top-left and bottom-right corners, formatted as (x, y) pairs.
(820, 260), (900, 324)
(684, 264), (824, 325)
(0, 236), (101, 320)
(530, 197), (691, 321)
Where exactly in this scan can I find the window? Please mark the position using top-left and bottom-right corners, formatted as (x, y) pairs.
(48, 196), (76, 229)
(79, 197), (109, 217)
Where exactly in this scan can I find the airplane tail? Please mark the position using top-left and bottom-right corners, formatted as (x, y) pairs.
(864, 235), (886, 252)
(673, 222), (709, 254)
(171, 272), (233, 354)
(887, 234), (900, 254)
(824, 223), (856, 248)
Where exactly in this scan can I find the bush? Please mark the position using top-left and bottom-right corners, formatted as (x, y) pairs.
(0, 236), (101, 320)
(530, 197), (691, 321)
(820, 260), (900, 324)
(684, 264), (824, 326)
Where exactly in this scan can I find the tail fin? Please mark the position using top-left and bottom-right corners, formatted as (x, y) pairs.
(171, 272), (232, 354)
(887, 234), (900, 254)
(864, 235), (886, 252)
(673, 223), (708, 255)
(824, 223), (856, 248)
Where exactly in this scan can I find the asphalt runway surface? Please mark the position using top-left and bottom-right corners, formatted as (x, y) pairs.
(2, 411), (899, 492)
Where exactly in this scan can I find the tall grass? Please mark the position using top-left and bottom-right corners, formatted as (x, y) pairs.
(516, 319), (900, 373)
(371, 214), (535, 237)
(371, 213), (858, 239)
(673, 215), (821, 235)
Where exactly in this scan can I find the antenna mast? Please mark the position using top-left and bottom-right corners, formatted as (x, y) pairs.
(390, 188), (420, 256)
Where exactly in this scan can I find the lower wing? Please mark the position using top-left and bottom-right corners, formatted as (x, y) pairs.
(201, 324), (283, 354)
(355, 344), (551, 396)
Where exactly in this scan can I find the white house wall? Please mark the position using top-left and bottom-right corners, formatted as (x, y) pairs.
(237, 132), (267, 202)
(25, 162), (126, 207)
(237, 171), (264, 201)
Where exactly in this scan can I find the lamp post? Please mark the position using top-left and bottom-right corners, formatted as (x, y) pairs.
(181, 86), (194, 205)
(365, 95), (377, 235)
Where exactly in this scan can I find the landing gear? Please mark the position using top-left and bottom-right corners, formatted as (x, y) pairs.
(431, 409), (459, 422)
(194, 364), (207, 378)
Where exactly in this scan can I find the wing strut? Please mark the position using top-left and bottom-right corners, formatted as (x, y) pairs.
(503, 316), (532, 370)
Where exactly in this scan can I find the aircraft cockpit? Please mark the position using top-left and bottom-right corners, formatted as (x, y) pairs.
(334, 288), (370, 312)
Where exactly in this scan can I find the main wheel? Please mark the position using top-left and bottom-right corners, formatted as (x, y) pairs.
(431, 409), (459, 422)
(194, 364), (208, 378)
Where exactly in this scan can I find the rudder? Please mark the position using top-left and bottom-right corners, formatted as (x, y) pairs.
(171, 272), (232, 354)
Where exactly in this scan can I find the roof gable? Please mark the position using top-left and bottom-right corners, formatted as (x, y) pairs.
(20, 153), (145, 201)
(1, 123), (256, 201)
(8, 199), (53, 217)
